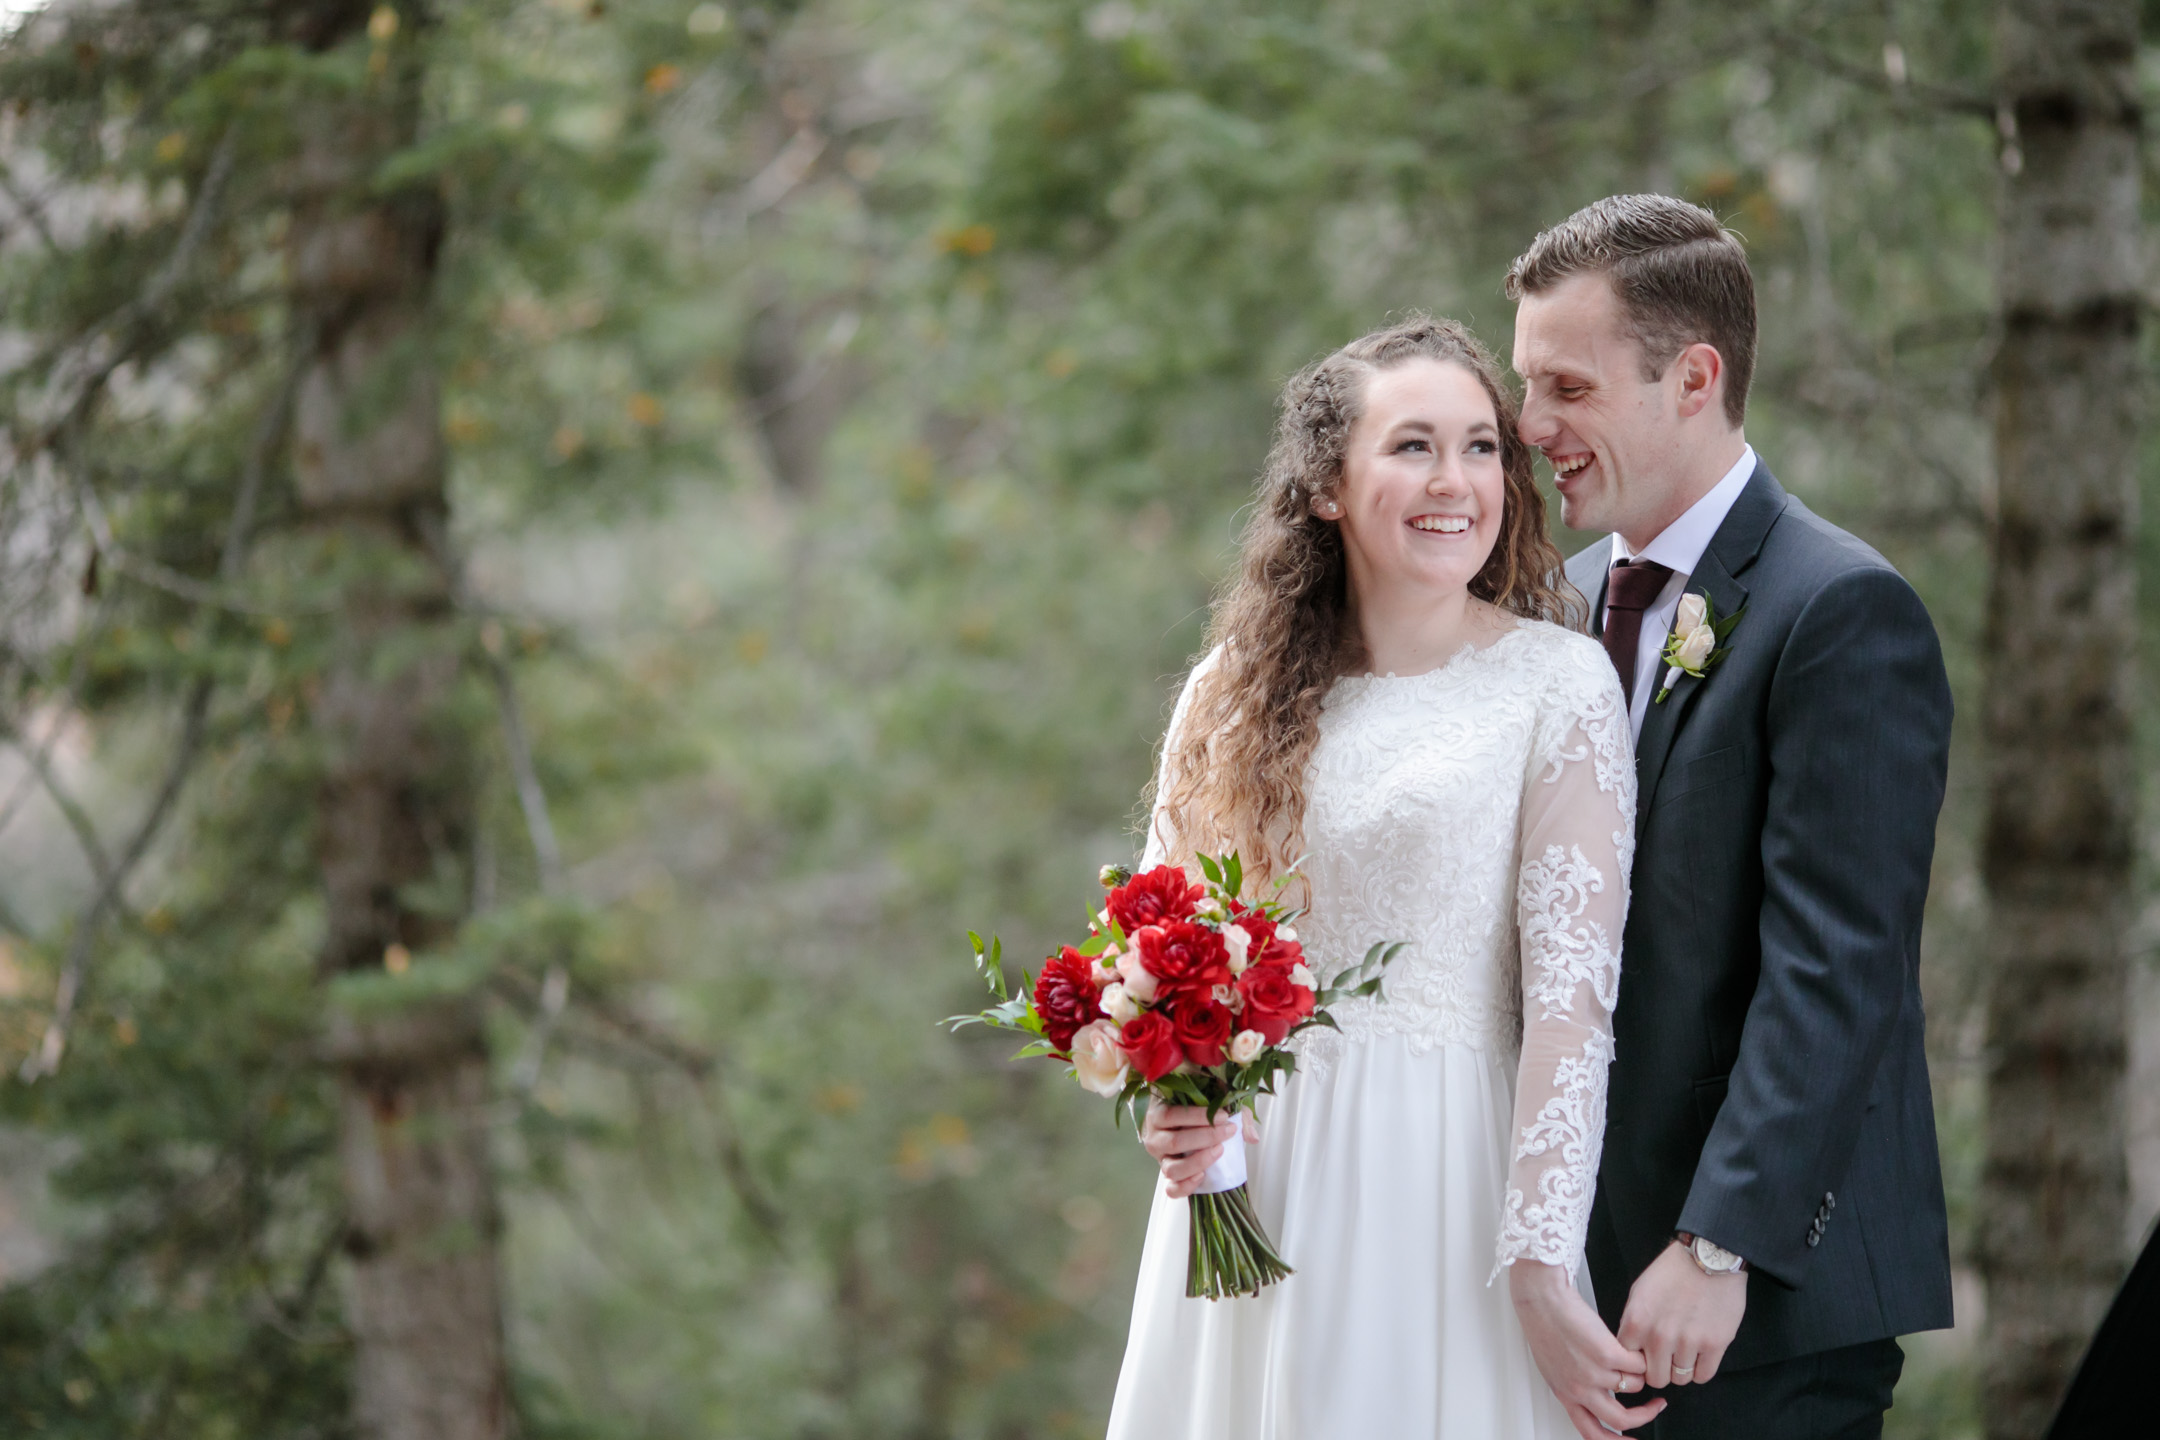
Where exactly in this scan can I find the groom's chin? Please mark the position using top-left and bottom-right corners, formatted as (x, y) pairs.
(1556, 495), (1602, 535)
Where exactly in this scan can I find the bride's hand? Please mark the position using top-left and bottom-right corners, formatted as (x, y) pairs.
(1508, 1260), (1664, 1438)
(1140, 1104), (1243, 1198)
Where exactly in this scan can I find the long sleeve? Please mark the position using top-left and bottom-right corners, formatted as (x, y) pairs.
(1495, 656), (1635, 1278)
(1138, 647), (1218, 870)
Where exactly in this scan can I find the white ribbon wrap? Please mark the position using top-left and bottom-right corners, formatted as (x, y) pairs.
(1194, 1133), (1249, 1194)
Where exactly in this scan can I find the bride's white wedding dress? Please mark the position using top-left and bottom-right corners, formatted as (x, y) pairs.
(1107, 620), (1635, 1439)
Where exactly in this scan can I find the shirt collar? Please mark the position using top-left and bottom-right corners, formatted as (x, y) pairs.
(1610, 444), (1757, 575)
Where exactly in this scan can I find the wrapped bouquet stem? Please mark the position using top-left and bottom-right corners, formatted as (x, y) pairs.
(948, 853), (1400, 1300)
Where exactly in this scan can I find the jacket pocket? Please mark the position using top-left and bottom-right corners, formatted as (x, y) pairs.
(1664, 745), (1746, 802)
(1693, 1073), (1731, 1136)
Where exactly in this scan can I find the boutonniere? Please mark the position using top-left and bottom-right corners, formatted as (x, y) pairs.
(1653, 592), (1745, 703)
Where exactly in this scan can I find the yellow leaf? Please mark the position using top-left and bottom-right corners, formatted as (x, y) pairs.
(368, 6), (400, 41)
(383, 943), (411, 975)
(644, 63), (684, 96)
(938, 223), (996, 257)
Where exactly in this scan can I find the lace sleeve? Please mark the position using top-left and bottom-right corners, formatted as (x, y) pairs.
(1494, 655), (1635, 1278)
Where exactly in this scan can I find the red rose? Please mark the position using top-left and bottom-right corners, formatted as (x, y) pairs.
(1032, 946), (1101, 1054)
(1246, 927), (1300, 972)
(1167, 998), (1234, 1068)
(1134, 921), (1231, 999)
(1106, 866), (1201, 934)
(1118, 1009), (1185, 1082)
(1237, 964), (1315, 1045)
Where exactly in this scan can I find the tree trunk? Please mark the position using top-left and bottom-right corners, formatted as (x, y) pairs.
(285, 7), (509, 1438)
(1979, 1), (2141, 1436)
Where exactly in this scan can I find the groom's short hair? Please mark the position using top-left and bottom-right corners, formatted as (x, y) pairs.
(1506, 195), (1756, 428)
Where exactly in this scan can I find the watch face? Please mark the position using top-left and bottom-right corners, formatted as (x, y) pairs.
(1694, 1238), (1742, 1272)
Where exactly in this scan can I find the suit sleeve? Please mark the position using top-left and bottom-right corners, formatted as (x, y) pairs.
(1676, 566), (1951, 1287)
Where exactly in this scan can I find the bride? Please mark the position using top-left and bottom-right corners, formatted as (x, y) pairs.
(1106, 316), (1659, 1439)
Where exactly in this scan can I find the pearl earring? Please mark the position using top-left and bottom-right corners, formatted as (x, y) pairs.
(1315, 497), (1342, 518)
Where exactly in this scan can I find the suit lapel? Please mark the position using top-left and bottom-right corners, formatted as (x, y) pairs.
(1631, 462), (1787, 834)
(1577, 536), (1616, 639)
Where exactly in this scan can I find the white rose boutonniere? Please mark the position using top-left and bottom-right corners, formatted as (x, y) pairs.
(1654, 591), (1745, 703)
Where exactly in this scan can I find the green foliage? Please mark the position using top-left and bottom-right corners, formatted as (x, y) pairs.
(13, 0), (2159, 1435)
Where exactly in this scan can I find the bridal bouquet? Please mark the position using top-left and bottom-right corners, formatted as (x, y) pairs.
(948, 853), (1400, 1300)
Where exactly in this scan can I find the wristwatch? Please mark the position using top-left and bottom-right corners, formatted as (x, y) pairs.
(1674, 1231), (1747, 1276)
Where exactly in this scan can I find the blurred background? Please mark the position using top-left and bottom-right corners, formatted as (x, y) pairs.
(0, 1), (2151, 1437)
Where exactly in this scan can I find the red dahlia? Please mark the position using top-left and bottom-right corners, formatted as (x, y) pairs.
(1106, 865), (1202, 933)
(1032, 946), (1102, 1053)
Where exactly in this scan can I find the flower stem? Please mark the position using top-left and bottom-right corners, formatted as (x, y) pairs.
(1183, 1185), (1293, 1300)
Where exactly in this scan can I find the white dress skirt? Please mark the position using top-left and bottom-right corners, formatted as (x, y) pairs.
(1107, 622), (1636, 1440)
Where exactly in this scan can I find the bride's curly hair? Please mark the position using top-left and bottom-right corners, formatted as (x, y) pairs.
(1154, 314), (1584, 887)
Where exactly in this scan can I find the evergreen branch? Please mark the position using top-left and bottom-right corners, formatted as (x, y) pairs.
(75, 479), (324, 617)
(582, 1034), (785, 1246)
(491, 971), (787, 1246)
(415, 509), (579, 1095)
(22, 675), (211, 1081)
(1767, 27), (1994, 121)
(0, 156), (59, 255)
(0, 594), (112, 846)
(15, 125), (238, 460)
(0, 705), (118, 889)
(19, 345), (294, 1080)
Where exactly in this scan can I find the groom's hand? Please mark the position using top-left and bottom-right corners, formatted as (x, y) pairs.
(1139, 1104), (1241, 1198)
(1617, 1241), (1748, 1389)
(1508, 1260), (1663, 1438)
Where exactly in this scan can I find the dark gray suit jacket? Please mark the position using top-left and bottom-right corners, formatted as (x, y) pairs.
(1567, 460), (1955, 1369)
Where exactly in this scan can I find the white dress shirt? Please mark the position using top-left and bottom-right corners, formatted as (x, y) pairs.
(1606, 445), (1757, 742)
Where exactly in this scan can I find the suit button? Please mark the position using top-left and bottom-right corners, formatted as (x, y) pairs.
(1825, 1192), (1836, 1210)
(1806, 1231), (1820, 1248)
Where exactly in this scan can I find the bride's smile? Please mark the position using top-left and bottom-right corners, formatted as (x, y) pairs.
(1321, 356), (1512, 678)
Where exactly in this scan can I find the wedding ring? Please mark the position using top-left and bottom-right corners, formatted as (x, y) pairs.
(1671, 1364), (1695, 1381)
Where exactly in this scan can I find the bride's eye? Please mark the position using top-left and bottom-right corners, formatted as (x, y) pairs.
(1395, 439), (1431, 453)
(1468, 439), (1498, 455)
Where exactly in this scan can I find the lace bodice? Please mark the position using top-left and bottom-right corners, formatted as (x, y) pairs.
(1143, 622), (1635, 1277)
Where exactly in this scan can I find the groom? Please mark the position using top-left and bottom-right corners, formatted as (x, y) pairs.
(1505, 195), (1954, 1439)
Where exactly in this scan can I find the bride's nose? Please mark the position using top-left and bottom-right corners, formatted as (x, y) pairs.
(1425, 456), (1463, 496)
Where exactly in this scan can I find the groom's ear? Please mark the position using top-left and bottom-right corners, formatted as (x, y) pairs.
(1670, 341), (1729, 423)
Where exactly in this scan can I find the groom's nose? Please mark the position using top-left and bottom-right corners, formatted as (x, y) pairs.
(1517, 391), (1556, 449)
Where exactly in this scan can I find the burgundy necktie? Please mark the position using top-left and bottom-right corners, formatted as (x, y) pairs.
(1602, 559), (1674, 707)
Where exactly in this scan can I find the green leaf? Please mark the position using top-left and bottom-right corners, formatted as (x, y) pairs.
(1197, 852), (1224, 885)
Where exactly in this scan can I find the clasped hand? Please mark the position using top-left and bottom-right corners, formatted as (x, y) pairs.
(1146, 1109), (1745, 1437)
(1509, 1240), (1745, 1439)
(1139, 1103), (1250, 1199)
